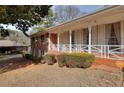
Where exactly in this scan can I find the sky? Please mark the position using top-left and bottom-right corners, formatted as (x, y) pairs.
(52, 5), (104, 13)
(76, 5), (104, 12)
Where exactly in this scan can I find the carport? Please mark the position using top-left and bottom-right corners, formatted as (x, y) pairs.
(0, 40), (29, 54)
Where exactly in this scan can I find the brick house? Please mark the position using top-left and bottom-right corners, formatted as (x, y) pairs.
(31, 5), (124, 60)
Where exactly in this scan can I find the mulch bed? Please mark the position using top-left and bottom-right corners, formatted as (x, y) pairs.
(94, 58), (118, 68)
(93, 58), (124, 72)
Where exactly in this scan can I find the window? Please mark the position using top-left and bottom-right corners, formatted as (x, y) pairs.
(108, 23), (120, 45)
(72, 31), (75, 44)
(83, 28), (89, 45)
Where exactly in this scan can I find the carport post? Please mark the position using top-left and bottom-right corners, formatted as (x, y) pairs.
(48, 33), (51, 51)
(57, 33), (60, 51)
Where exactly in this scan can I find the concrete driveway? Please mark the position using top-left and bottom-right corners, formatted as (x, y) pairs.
(0, 54), (22, 61)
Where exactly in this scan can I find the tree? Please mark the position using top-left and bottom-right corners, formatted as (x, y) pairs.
(0, 5), (52, 37)
(0, 26), (9, 37)
(42, 9), (56, 28)
(54, 5), (81, 23)
(34, 9), (56, 29)
(30, 9), (56, 34)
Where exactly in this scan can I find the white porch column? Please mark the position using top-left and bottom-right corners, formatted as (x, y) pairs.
(48, 33), (51, 51)
(121, 21), (124, 45)
(69, 30), (72, 53)
(121, 20), (124, 52)
(57, 33), (60, 51)
(88, 26), (92, 53)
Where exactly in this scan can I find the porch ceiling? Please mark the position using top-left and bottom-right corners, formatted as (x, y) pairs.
(48, 6), (124, 34)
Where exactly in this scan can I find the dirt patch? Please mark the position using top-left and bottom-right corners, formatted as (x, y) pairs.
(0, 57), (33, 74)
(0, 63), (123, 87)
(92, 58), (124, 72)
(0, 56), (123, 87)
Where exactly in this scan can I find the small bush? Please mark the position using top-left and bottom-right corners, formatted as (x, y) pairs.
(33, 56), (42, 63)
(44, 53), (56, 65)
(23, 53), (42, 64)
(56, 52), (95, 68)
(24, 53), (33, 60)
(56, 53), (66, 67)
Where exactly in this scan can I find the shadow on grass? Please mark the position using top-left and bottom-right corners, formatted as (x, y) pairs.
(0, 57), (33, 74)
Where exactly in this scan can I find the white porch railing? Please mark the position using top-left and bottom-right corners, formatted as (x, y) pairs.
(50, 44), (124, 61)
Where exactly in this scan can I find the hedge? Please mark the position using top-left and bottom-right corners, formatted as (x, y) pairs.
(44, 53), (56, 65)
(56, 52), (95, 68)
(56, 53), (66, 67)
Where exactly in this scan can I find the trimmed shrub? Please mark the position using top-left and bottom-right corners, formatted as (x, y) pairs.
(56, 53), (66, 67)
(56, 52), (95, 68)
(66, 53), (95, 68)
(81, 53), (95, 68)
(44, 53), (56, 65)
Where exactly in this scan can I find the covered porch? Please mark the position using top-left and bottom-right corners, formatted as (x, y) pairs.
(48, 6), (124, 60)
(49, 22), (124, 60)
